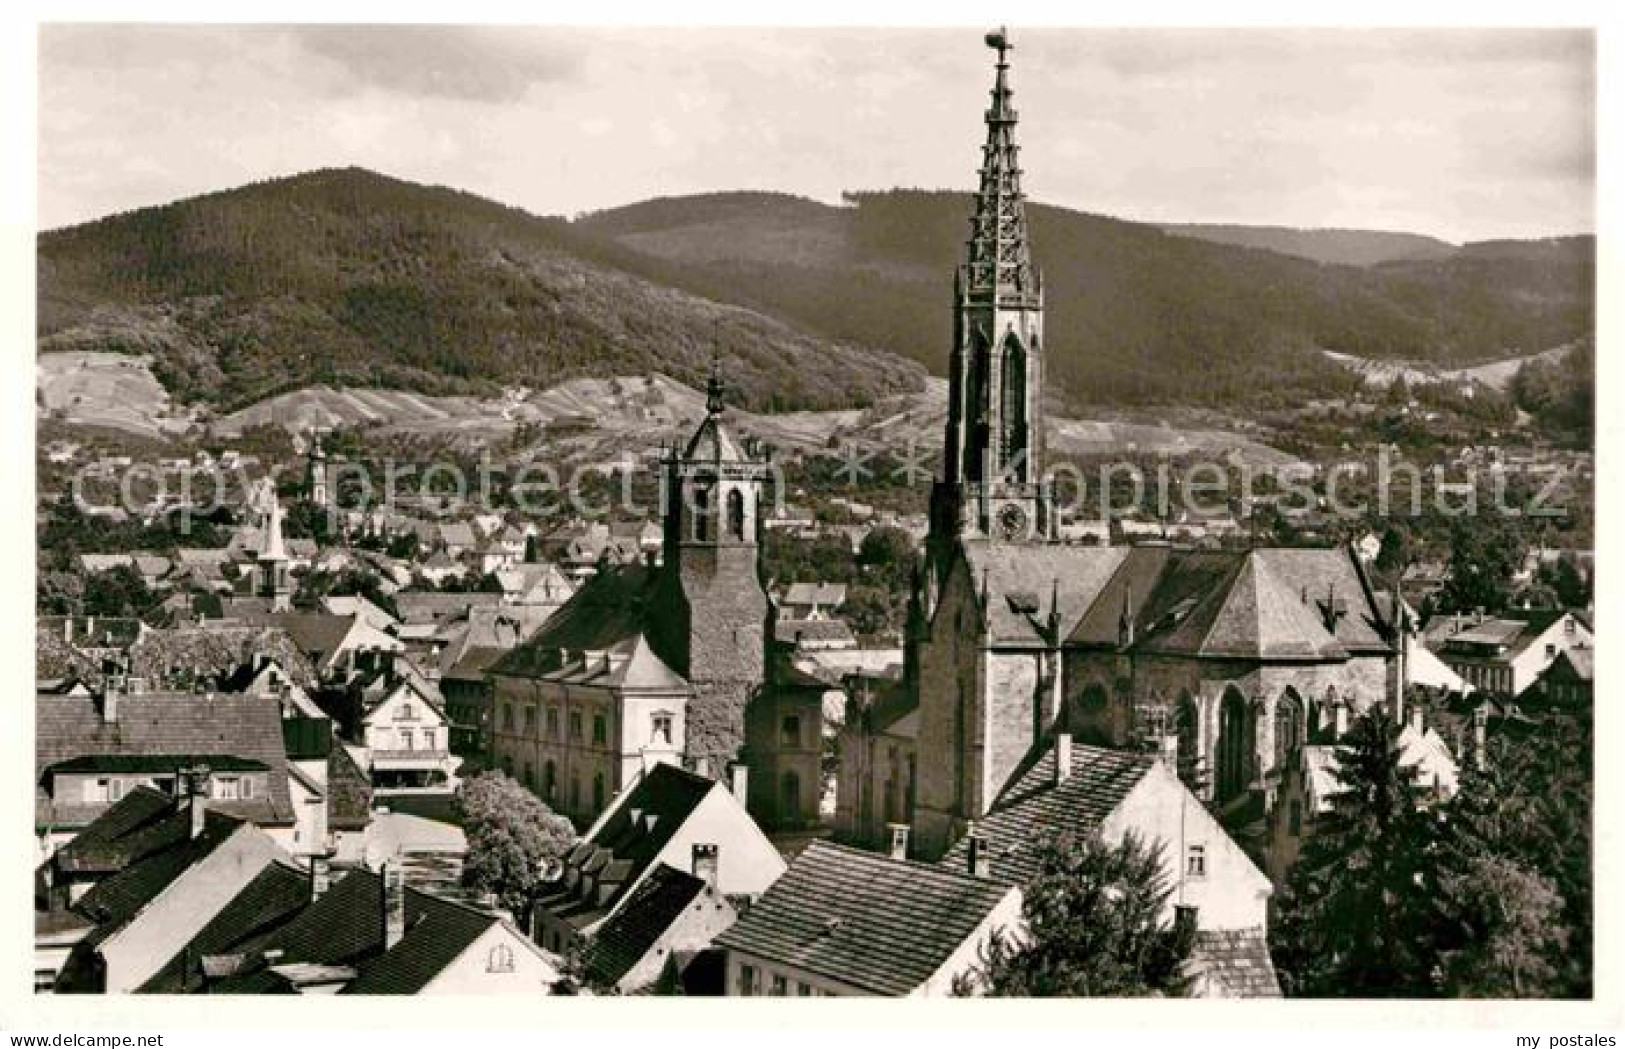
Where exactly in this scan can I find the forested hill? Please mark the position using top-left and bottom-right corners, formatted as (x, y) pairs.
(574, 190), (1594, 408)
(1154, 224), (1458, 267)
(36, 169), (926, 414)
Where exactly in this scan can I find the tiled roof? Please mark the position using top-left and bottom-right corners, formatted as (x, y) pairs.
(783, 583), (847, 607)
(491, 563), (665, 678)
(393, 592), (505, 626)
(1559, 647), (1594, 681)
(776, 619), (856, 646)
(939, 745), (1154, 885)
(1188, 928), (1281, 997)
(960, 542), (1127, 647)
(209, 867), (510, 995)
(36, 692), (294, 828)
(535, 763), (715, 926)
(139, 860), (312, 993)
(129, 624), (321, 691)
(35, 623), (103, 688)
(327, 736), (374, 830)
(50, 786), (183, 874)
(582, 862), (711, 987)
(71, 809), (247, 933)
(714, 840), (1017, 995)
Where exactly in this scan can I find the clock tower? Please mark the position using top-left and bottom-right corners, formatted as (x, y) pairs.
(929, 27), (1056, 567)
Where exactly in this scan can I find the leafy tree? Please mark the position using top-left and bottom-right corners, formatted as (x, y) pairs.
(456, 771), (577, 920)
(1271, 709), (1440, 996)
(81, 564), (156, 618)
(1441, 521), (1523, 615)
(955, 831), (1194, 997)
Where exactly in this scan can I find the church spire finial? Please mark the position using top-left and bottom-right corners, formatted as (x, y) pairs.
(706, 349), (726, 416)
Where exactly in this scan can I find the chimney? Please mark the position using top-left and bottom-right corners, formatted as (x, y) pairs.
(1408, 703), (1424, 735)
(729, 763), (749, 803)
(966, 823), (990, 879)
(309, 852), (332, 901)
(887, 823), (910, 861)
(1053, 732), (1073, 785)
(1333, 700), (1349, 739)
(190, 792), (208, 840)
(102, 685), (119, 725)
(382, 863), (407, 951)
(691, 843), (719, 889)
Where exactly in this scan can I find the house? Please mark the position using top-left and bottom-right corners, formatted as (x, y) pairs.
(437, 521), (479, 557)
(530, 762), (786, 958)
(778, 582), (847, 621)
(1523, 647), (1593, 712)
(36, 690), (297, 858)
(360, 678), (462, 796)
(321, 593), (400, 634)
(938, 739), (1274, 948)
(254, 612), (404, 681)
(834, 679), (918, 848)
(1431, 609), (1592, 695)
(497, 561), (577, 610)
(52, 798), (288, 993)
(281, 716), (374, 864)
(490, 606), (694, 823)
(579, 862), (738, 994)
(419, 550), (469, 587)
(199, 864), (561, 995)
(774, 618), (858, 652)
(714, 840), (1022, 996)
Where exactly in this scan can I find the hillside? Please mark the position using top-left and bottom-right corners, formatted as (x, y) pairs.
(36, 169), (926, 414)
(574, 190), (1594, 408)
(1155, 224), (1458, 267)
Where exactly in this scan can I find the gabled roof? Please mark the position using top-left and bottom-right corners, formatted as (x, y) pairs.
(1140, 553), (1349, 661)
(535, 763), (716, 926)
(36, 692), (294, 828)
(49, 786), (183, 874)
(782, 582), (847, 607)
(71, 809), (249, 933)
(1554, 647), (1594, 681)
(939, 744), (1155, 885)
(139, 860), (312, 993)
(713, 840), (1017, 996)
(681, 412), (749, 463)
(581, 862), (714, 987)
(128, 624), (320, 692)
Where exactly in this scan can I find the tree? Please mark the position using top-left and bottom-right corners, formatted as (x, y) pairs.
(1270, 709), (1440, 996)
(457, 771), (576, 921)
(955, 831), (1194, 997)
(1441, 521), (1522, 615)
(82, 564), (155, 618)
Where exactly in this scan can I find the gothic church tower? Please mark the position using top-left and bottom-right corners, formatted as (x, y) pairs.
(650, 365), (772, 775)
(929, 28), (1056, 568)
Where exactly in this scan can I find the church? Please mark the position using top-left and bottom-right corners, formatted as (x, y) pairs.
(878, 32), (1404, 867)
(487, 370), (825, 830)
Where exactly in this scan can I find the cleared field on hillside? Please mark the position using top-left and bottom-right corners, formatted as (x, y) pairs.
(36, 352), (194, 439)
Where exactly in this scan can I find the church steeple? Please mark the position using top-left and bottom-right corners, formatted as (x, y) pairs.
(930, 28), (1054, 560)
(964, 27), (1039, 308)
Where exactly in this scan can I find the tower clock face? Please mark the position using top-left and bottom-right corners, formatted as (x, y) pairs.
(997, 502), (1028, 540)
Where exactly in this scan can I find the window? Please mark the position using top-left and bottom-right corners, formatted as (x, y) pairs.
(1546, 643), (1557, 659)
(781, 714), (801, 747)
(215, 777), (241, 801)
(738, 964), (756, 997)
(524, 706), (537, 733)
(693, 485), (712, 543)
(569, 711), (583, 741)
(394, 704), (419, 721)
(502, 704), (515, 732)
(570, 775), (581, 809)
(502, 756), (514, 777)
(399, 728), (415, 750)
(1186, 844), (1207, 878)
(651, 712), (673, 746)
(241, 777), (255, 800)
(486, 944), (515, 973)
(727, 489), (746, 541)
(1273, 693), (1303, 772)
(770, 974), (788, 997)
(797, 982), (812, 997)
(592, 714), (608, 746)
(546, 707), (560, 739)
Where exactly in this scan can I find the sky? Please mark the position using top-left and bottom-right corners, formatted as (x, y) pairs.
(37, 25), (1596, 242)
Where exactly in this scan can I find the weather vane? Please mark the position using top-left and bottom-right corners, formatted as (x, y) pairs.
(985, 26), (1011, 59)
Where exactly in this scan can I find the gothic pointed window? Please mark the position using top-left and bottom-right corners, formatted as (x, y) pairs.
(692, 484), (712, 542)
(1218, 687), (1254, 803)
(1274, 690), (1304, 772)
(1000, 334), (1028, 479)
(969, 333), (993, 477)
(1176, 691), (1200, 790)
(726, 488), (746, 541)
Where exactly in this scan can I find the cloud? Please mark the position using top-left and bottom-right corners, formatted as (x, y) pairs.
(288, 25), (583, 103)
